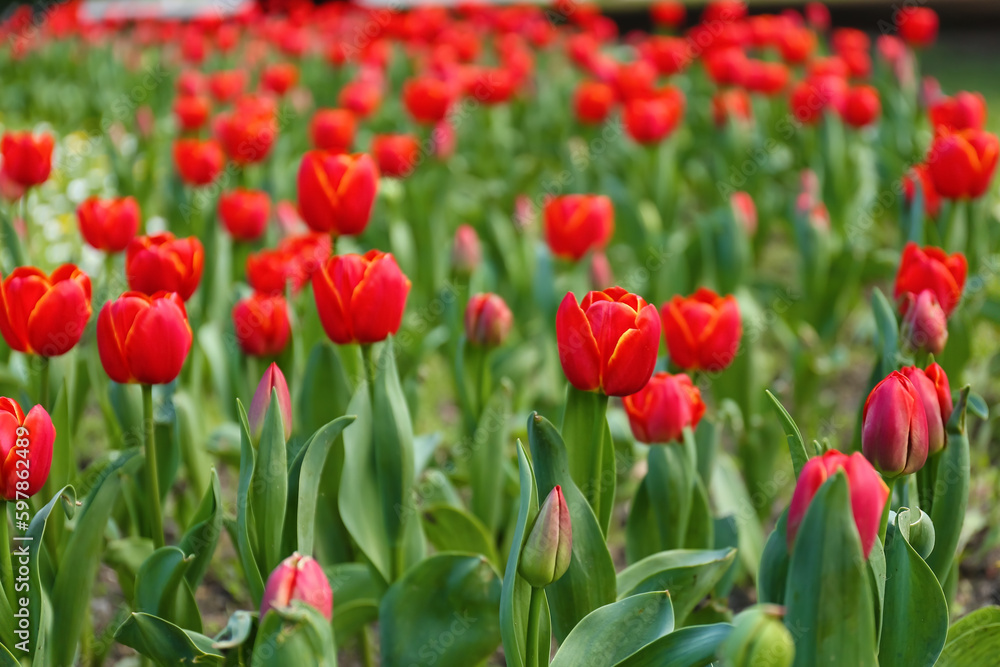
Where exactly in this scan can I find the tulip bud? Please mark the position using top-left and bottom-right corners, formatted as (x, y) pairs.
(519, 486), (572, 588)
(730, 191), (757, 236)
(260, 552), (333, 621)
(900, 290), (948, 356)
(661, 288), (742, 373)
(0, 398), (54, 501)
(589, 251), (613, 290)
(623, 371), (705, 445)
(249, 362), (293, 442)
(451, 224), (482, 275)
(924, 362), (953, 427)
(862, 371), (929, 477)
(465, 294), (513, 348)
(719, 604), (795, 667)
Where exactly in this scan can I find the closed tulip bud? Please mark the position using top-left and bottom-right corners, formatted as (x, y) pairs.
(173, 138), (225, 186)
(233, 293), (291, 358)
(403, 76), (456, 124)
(893, 243), (967, 317)
(261, 63), (299, 97)
(899, 7), (938, 48)
(219, 188), (271, 242)
(77, 196), (140, 253)
(451, 224), (481, 275)
(589, 251), (613, 290)
(1, 131), (54, 188)
(573, 81), (616, 125)
(309, 109), (356, 153)
(623, 372), (705, 444)
(787, 450), (889, 558)
(661, 288), (741, 373)
(126, 232), (204, 301)
(213, 96), (278, 166)
(518, 486), (572, 588)
(0, 265), (92, 357)
(248, 362), (293, 441)
(927, 129), (999, 200)
(260, 553), (332, 621)
(0, 397), (54, 501)
(719, 605), (795, 667)
(862, 371), (929, 477)
(313, 251), (410, 345)
(297, 150), (378, 235)
(372, 134), (421, 178)
(900, 290), (948, 357)
(730, 191), (757, 235)
(465, 294), (513, 347)
(930, 91), (987, 135)
(842, 85), (881, 128)
(899, 365), (947, 457)
(172, 95), (211, 132)
(556, 287), (660, 397)
(544, 194), (614, 262)
(97, 292), (193, 385)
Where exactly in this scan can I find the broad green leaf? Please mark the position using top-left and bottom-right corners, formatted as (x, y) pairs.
(937, 607), (1000, 667)
(616, 548), (736, 624)
(235, 401), (265, 605)
(561, 386), (614, 536)
(255, 602), (338, 667)
(292, 415), (355, 556)
(0, 643), (18, 667)
(379, 554), (501, 667)
(179, 468), (223, 589)
(468, 382), (511, 534)
(299, 341), (355, 436)
(757, 511), (789, 605)
(115, 612), (223, 665)
(255, 387), (289, 573)
(324, 563), (385, 644)
(41, 380), (72, 503)
(710, 452), (765, 577)
(134, 547), (202, 633)
(871, 287), (899, 374)
(550, 592), (674, 667)
(614, 623), (733, 667)
(645, 443), (694, 552)
(625, 476), (658, 564)
(422, 504), (500, 568)
(926, 388), (970, 581)
(765, 391), (809, 478)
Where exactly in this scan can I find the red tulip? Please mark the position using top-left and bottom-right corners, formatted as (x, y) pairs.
(246, 234), (331, 295)
(704, 47), (748, 87)
(208, 69), (246, 103)
(623, 372), (705, 444)
(639, 36), (692, 76)
(573, 81), (616, 125)
(805, 2), (831, 32)
(544, 194), (614, 262)
(615, 60), (656, 103)
(650, 1), (686, 28)
(929, 92), (987, 135)
(173, 138), (225, 186)
(451, 224), (481, 275)
(787, 450), (889, 558)
(893, 243), (967, 317)
(213, 96), (277, 165)
(924, 362), (954, 433)
(927, 129), (999, 200)
(902, 164), (941, 218)
(464, 66), (517, 105)
(261, 553), (332, 622)
(900, 290), (949, 357)
(842, 85), (881, 128)
(338, 81), (382, 118)
(97, 291), (193, 385)
(173, 95), (211, 132)
(661, 288), (741, 372)
(555, 287), (661, 397)
(712, 89), (753, 127)
(778, 26), (817, 65)
(260, 63), (299, 96)
(309, 108), (356, 153)
(623, 88), (684, 144)
(744, 60), (789, 96)
(403, 76), (455, 124)
(0, 397), (54, 501)
(862, 371), (929, 477)
(176, 70), (205, 96)
(372, 134), (421, 178)
(248, 361), (293, 441)
(297, 151), (378, 235)
(312, 251), (410, 345)
(219, 188), (270, 242)
(465, 293), (513, 347)
(233, 293), (290, 357)
(702, 0), (748, 23)
(900, 365), (948, 457)
(77, 196), (140, 253)
(0, 265), (91, 357)
(126, 233), (204, 301)
(731, 191), (757, 235)
(898, 7), (938, 48)
(1, 131), (54, 188)
(789, 75), (848, 124)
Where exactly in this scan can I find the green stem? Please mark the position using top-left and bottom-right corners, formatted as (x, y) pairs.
(361, 625), (376, 667)
(878, 476), (897, 546)
(0, 500), (12, 608)
(38, 355), (50, 411)
(142, 384), (165, 549)
(525, 586), (546, 667)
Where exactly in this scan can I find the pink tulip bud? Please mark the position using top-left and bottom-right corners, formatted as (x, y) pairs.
(519, 486), (572, 588)
(248, 362), (293, 442)
(260, 552), (333, 621)
(899, 365), (947, 456)
(451, 224), (482, 275)
(589, 251), (613, 290)
(900, 290), (948, 356)
(730, 191), (758, 235)
(862, 371), (929, 477)
(465, 293), (513, 347)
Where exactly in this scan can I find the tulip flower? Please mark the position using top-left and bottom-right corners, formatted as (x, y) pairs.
(466, 66), (517, 105)
(77, 196), (140, 253)
(0, 265), (91, 357)
(744, 60), (789, 96)
(924, 362), (954, 429)
(172, 95), (211, 132)
(403, 76), (455, 124)
(614, 60), (656, 103)
(842, 85), (881, 128)
(789, 75), (848, 124)
(465, 293), (513, 348)
(126, 233), (204, 301)
(248, 362), (293, 441)
(778, 26), (817, 65)
(544, 194), (614, 262)
(573, 81), (616, 125)
(260, 62), (299, 96)
(623, 90), (684, 144)
(862, 371), (930, 477)
(213, 96), (278, 165)
(639, 36), (691, 76)
(372, 134), (421, 178)
(787, 450), (889, 558)
(898, 7), (938, 47)
(926, 129), (999, 200)
(309, 108), (356, 153)
(313, 250), (411, 345)
(623, 372), (705, 444)
(661, 288), (741, 373)
(247, 233), (331, 294)
(929, 91), (987, 134)
(97, 291), (193, 385)
(0, 397), (54, 501)
(900, 290), (949, 356)
(233, 293), (291, 358)
(893, 243), (967, 317)
(338, 81), (382, 118)
(730, 191), (757, 235)
(261, 553), (333, 621)
(902, 164), (941, 218)
(805, 2), (831, 31)
(219, 188), (270, 242)
(173, 138), (225, 186)
(900, 365), (948, 457)
(556, 287), (661, 397)
(451, 224), (481, 275)
(650, 1), (685, 28)
(176, 70), (205, 96)
(704, 47), (748, 87)
(518, 486), (572, 588)
(297, 150), (378, 235)
(712, 89), (753, 127)
(1, 130), (54, 188)
(208, 69), (246, 103)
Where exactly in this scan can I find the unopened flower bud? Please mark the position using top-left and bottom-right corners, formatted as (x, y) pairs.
(719, 604), (795, 667)
(465, 293), (513, 347)
(451, 224), (481, 275)
(900, 289), (948, 356)
(249, 362), (293, 442)
(260, 552), (333, 621)
(518, 486), (572, 588)
(862, 371), (929, 477)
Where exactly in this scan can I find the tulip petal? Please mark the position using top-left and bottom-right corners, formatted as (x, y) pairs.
(350, 254), (410, 343)
(604, 304), (661, 397)
(556, 292), (601, 392)
(27, 279), (91, 357)
(124, 299), (193, 385)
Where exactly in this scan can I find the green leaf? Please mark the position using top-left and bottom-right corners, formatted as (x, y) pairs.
(926, 388), (970, 581)
(757, 510), (789, 605)
(625, 476), (658, 564)
(235, 400), (265, 605)
(710, 453), (765, 578)
(255, 602), (338, 666)
(528, 413), (617, 642)
(550, 592), (674, 667)
(643, 443), (694, 552)
(468, 382), (512, 534)
(179, 468), (223, 589)
(42, 380), (72, 502)
(878, 509), (949, 667)
(871, 287), (900, 373)
(134, 547), (202, 633)
(115, 613), (223, 665)
(765, 391), (809, 478)
(255, 387), (289, 573)
(616, 549), (736, 624)
(562, 386), (614, 536)
(613, 623), (733, 667)
(292, 415), (355, 556)
(324, 563), (386, 644)
(213, 610), (255, 649)
(379, 554), (502, 667)
(0, 205), (25, 267)
(299, 341), (355, 436)
(868, 533), (887, 644)
(0, 643), (19, 667)
(783, 472), (878, 667)
(422, 504), (500, 568)
(937, 606), (1000, 667)
(500, 441), (540, 667)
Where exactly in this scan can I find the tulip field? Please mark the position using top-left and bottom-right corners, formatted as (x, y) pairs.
(3, 0), (1000, 665)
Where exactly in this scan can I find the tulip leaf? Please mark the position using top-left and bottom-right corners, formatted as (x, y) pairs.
(926, 387), (970, 581)
(235, 400), (265, 605)
(783, 472), (878, 667)
(213, 610), (255, 649)
(616, 548), (736, 624)
(868, 534), (887, 644)
(500, 440), (541, 667)
(613, 623), (733, 667)
(324, 562), (386, 644)
(299, 341), (356, 437)
(115, 612), (224, 665)
(178, 467), (223, 590)
(877, 510), (949, 667)
(625, 475), (659, 564)
(0, 643), (18, 667)
(550, 591), (675, 667)
(468, 381), (512, 535)
(685, 476), (714, 550)
(871, 287), (900, 376)
(290, 415), (355, 556)
(757, 510), (789, 605)
(936, 606), (1000, 667)
(765, 390), (809, 478)
(422, 504), (500, 568)
(644, 443), (694, 552)
(528, 413), (617, 642)
(254, 387), (289, 573)
(42, 380), (72, 501)
(51, 450), (142, 667)
(134, 547), (202, 633)
(710, 452), (765, 577)
(561, 386), (614, 536)
(256, 602), (338, 666)
(379, 553), (502, 667)
(0, 205), (25, 268)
